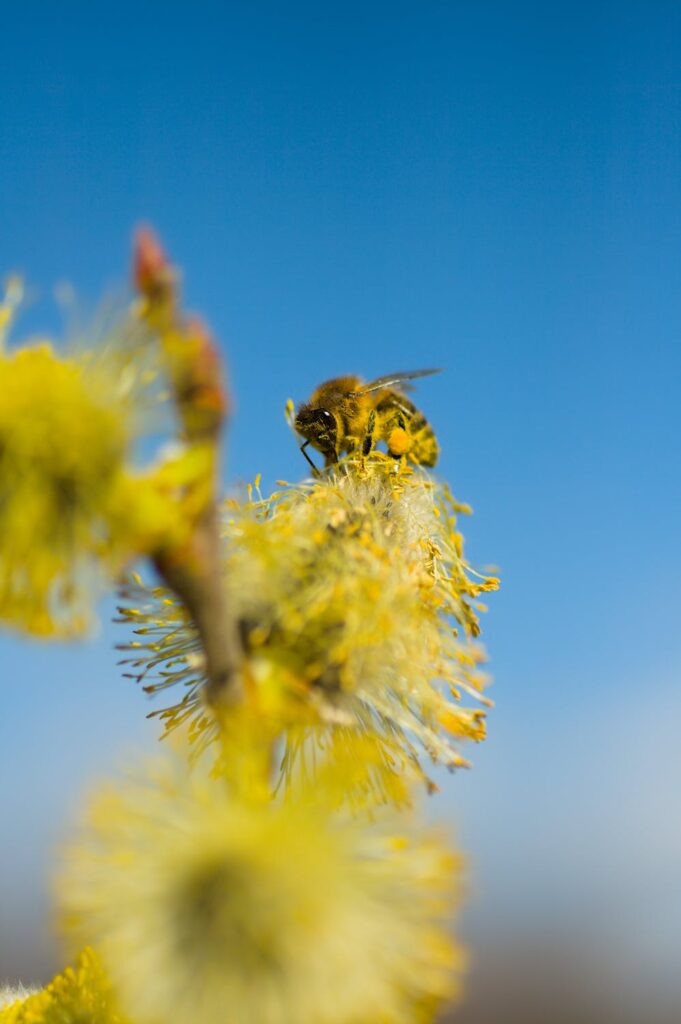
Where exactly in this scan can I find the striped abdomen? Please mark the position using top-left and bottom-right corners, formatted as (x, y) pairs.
(375, 392), (440, 467)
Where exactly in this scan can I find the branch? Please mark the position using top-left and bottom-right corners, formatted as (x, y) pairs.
(133, 228), (242, 706)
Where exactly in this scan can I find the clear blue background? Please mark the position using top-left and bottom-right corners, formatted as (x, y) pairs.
(1, 3), (680, 1018)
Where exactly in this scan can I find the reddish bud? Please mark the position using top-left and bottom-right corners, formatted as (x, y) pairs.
(134, 226), (170, 294)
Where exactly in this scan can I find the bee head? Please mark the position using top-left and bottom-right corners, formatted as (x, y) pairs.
(294, 404), (338, 456)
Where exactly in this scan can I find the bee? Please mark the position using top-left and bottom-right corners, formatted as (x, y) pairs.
(294, 368), (441, 470)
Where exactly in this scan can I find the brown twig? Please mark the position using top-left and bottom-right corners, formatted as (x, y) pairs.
(133, 227), (242, 706)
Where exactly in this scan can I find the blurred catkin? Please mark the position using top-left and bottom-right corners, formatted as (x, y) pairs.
(0, 288), (195, 637)
(58, 737), (465, 1024)
(0, 948), (127, 1024)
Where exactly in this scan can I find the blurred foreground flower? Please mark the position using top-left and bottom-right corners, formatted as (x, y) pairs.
(0, 947), (127, 1023)
(58, 740), (464, 1024)
(119, 455), (498, 783)
(0, 990), (35, 1013)
(0, 291), (188, 637)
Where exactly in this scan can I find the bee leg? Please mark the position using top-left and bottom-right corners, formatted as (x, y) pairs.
(362, 410), (377, 456)
(300, 441), (321, 476)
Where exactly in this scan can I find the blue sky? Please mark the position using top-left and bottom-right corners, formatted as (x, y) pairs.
(1, 1), (680, 1009)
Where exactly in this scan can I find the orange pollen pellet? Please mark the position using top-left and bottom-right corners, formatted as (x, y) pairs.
(387, 427), (410, 457)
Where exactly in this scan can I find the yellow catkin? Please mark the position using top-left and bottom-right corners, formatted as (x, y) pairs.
(0, 948), (128, 1024)
(118, 455), (498, 791)
(0, 319), (201, 636)
(58, 740), (466, 1024)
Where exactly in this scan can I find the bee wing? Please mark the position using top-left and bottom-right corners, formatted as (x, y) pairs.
(348, 368), (442, 397)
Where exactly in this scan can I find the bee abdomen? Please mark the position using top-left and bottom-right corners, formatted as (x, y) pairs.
(378, 395), (439, 467)
(405, 417), (439, 467)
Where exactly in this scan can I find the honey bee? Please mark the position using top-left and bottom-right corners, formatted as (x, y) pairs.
(294, 368), (441, 470)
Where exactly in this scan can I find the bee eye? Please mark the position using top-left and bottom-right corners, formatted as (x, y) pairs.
(320, 410), (334, 425)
